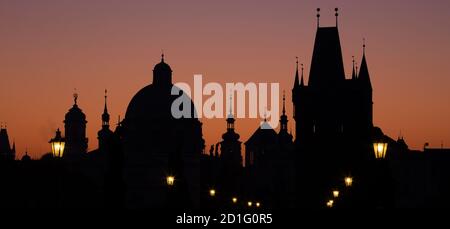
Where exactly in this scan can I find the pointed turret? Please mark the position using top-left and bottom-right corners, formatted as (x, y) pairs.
(102, 89), (110, 128)
(280, 91), (288, 132)
(358, 39), (372, 89)
(308, 21), (345, 87)
(293, 57), (300, 89)
(351, 56), (356, 80)
(98, 90), (114, 151)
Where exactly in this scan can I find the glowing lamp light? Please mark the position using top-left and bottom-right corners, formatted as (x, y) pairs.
(327, 200), (334, 208)
(345, 177), (353, 187)
(256, 202), (261, 208)
(209, 189), (216, 197)
(49, 128), (65, 158)
(333, 190), (339, 198)
(373, 142), (388, 159)
(232, 197), (238, 204)
(166, 176), (175, 186)
(247, 201), (253, 207)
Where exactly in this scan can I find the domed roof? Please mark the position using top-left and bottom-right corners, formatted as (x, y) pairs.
(122, 57), (203, 157)
(153, 59), (172, 73)
(152, 54), (172, 85)
(125, 84), (197, 122)
(65, 104), (86, 122)
(65, 95), (87, 123)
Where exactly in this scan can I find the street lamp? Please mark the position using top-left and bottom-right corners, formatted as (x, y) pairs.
(345, 177), (353, 187)
(247, 201), (253, 207)
(166, 176), (175, 186)
(373, 142), (388, 159)
(49, 128), (65, 158)
(209, 189), (216, 197)
(232, 197), (238, 204)
(256, 202), (261, 208)
(327, 200), (334, 208)
(333, 190), (339, 198)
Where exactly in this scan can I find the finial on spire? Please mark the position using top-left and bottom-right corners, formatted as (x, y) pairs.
(335, 8), (339, 27)
(352, 56), (356, 80)
(363, 38), (366, 55)
(73, 88), (78, 105)
(355, 62), (359, 78)
(300, 63), (305, 86)
(316, 8), (321, 27)
(161, 49), (165, 62)
(282, 90), (286, 115)
(103, 89), (109, 114)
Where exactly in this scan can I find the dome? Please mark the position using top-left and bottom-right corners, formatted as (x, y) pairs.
(123, 62), (203, 156)
(152, 54), (172, 85)
(21, 153), (31, 161)
(65, 104), (86, 123)
(153, 60), (172, 73)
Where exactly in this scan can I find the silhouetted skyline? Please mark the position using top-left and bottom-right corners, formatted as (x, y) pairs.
(1, 1), (450, 158)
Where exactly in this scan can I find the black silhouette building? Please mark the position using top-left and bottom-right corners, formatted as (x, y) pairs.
(64, 94), (88, 161)
(97, 90), (114, 153)
(244, 95), (296, 208)
(121, 54), (204, 208)
(292, 11), (373, 207)
(215, 109), (243, 198)
(0, 126), (15, 161)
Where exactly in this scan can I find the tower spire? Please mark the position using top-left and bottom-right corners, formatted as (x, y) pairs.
(282, 90), (286, 115)
(102, 89), (110, 127)
(73, 88), (78, 105)
(300, 63), (304, 86)
(104, 89), (108, 113)
(352, 56), (356, 80)
(293, 56), (300, 87)
(363, 38), (366, 56)
(335, 8), (339, 27)
(226, 93), (235, 131)
(316, 8), (321, 28)
(161, 50), (165, 63)
(358, 38), (372, 88)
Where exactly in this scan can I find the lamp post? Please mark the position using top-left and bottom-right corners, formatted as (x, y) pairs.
(332, 190), (339, 198)
(345, 177), (353, 187)
(373, 142), (388, 160)
(372, 139), (391, 208)
(209, 189), (216, 197)
(49, 128), (65, 158)
(166, 176), (175, 186)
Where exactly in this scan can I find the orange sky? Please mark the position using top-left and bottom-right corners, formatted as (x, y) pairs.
(1, 0), (450, 159)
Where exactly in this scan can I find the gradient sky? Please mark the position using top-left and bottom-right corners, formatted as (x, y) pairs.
(1, 0), (450, 159)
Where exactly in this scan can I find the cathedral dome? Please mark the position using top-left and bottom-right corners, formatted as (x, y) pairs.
(123, 57), (203, 157)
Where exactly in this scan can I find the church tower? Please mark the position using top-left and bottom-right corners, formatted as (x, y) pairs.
(278, 91), (293, 147)
(292, 9), (375, 207)
(64, 92), (88, 160)
(220, 102), (242, 169)
(0, 125), (15, 161)
(98, 90), (113, 152)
